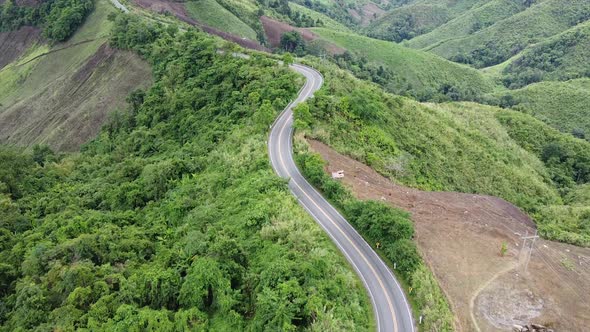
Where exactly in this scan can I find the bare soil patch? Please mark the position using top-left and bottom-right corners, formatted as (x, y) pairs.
(360, 3), (384, 26)
(308, 139), (590, 331)
(0, 43), (152, 151)
(260, 16), (344, 54)
(260, 16), (317, 47)
(131, 0), (268, 51)
(348, 3), (384, 26)
(0, 26), (41, 70)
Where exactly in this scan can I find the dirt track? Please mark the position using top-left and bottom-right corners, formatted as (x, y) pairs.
(308, 139), (590, 331)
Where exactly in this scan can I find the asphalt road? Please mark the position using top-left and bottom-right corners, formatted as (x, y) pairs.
(269, 63), (415, 332)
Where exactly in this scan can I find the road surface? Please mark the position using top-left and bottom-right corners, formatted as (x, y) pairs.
(269, 63), (415, 332)
(109, 0), (129, 13)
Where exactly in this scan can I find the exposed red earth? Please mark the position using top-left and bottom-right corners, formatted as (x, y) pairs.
(307, 138), (590, 332)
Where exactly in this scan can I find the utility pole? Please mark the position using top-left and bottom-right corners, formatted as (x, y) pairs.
(520, 230), (539, 273)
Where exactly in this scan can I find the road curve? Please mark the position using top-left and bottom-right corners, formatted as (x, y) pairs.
(269, 63), (415, 332)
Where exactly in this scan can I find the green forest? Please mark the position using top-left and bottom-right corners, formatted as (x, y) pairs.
(0, 16), (373, 330)
(0, 0), (94, 41)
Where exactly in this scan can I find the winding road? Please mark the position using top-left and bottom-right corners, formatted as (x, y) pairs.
(108, 0), (414, 328)
(269, 63), (415, 332)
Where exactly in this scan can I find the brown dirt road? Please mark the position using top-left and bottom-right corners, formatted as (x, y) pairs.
(308, 139), (590, 331)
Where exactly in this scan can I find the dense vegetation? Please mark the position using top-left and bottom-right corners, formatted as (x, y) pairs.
(497, 111), (590, 245)
(294, 140), (454, 331)
(0, 0), (94, 41)
(0, 16), (374, 330)
(298, 59), (590, 246)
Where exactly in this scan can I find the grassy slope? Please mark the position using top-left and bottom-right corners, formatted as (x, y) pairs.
(184, 0), (257, 40)
(408, 0), (525, 50)
(0, 0), (112, 103)
(500, 20), (590, 85)
(493, 79), (590, 136)
(311, 28), (495, 97)
(365, 0), (485, 42)
(420, 0), (590, 67)
(0, 0), (152, 150)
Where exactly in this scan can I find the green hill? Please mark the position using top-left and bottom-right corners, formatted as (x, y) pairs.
(185, 0), (257, 40)
(301, 60), (590, 246)
(311, 28), (495, 100)
(492, 79), (590, 138)
(365, 0), (486, 42)
(289, 2), (351, 33)
(417, 0), (590, 68)
(501, 21), (590, 88)
(407, 0), (526, 50)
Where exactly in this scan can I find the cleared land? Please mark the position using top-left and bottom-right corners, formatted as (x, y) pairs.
(0, 26), (41, 70)
(184, 0), (257, 40)
(0, 0), (152, 151)
(309, 139), (590, 331)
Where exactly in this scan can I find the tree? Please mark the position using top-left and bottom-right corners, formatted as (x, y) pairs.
(32, 144), (55, 166)
(179, 257), (234, 312)
(293, 102), (313, 128)
(384, 239), (420, 278)
(254, 100), (275, 128)
(280, 31), (305, 55)
(282, 52), (294, 66)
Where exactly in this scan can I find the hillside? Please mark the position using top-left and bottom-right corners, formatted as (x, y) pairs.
(0, 15), (373, 331)
(413, 0), (590, 68)
(300, 59), (590, 247)
(500, 21), (590, 88)
(492, 79), (590, 138)
(365, 0), (486, 42)
(311, 28), (495, 100)
(0, 0), (151, 151)
(294, 59), (590, 330)
(184, 0), (257, 40)
(407, 0), (526, 50)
